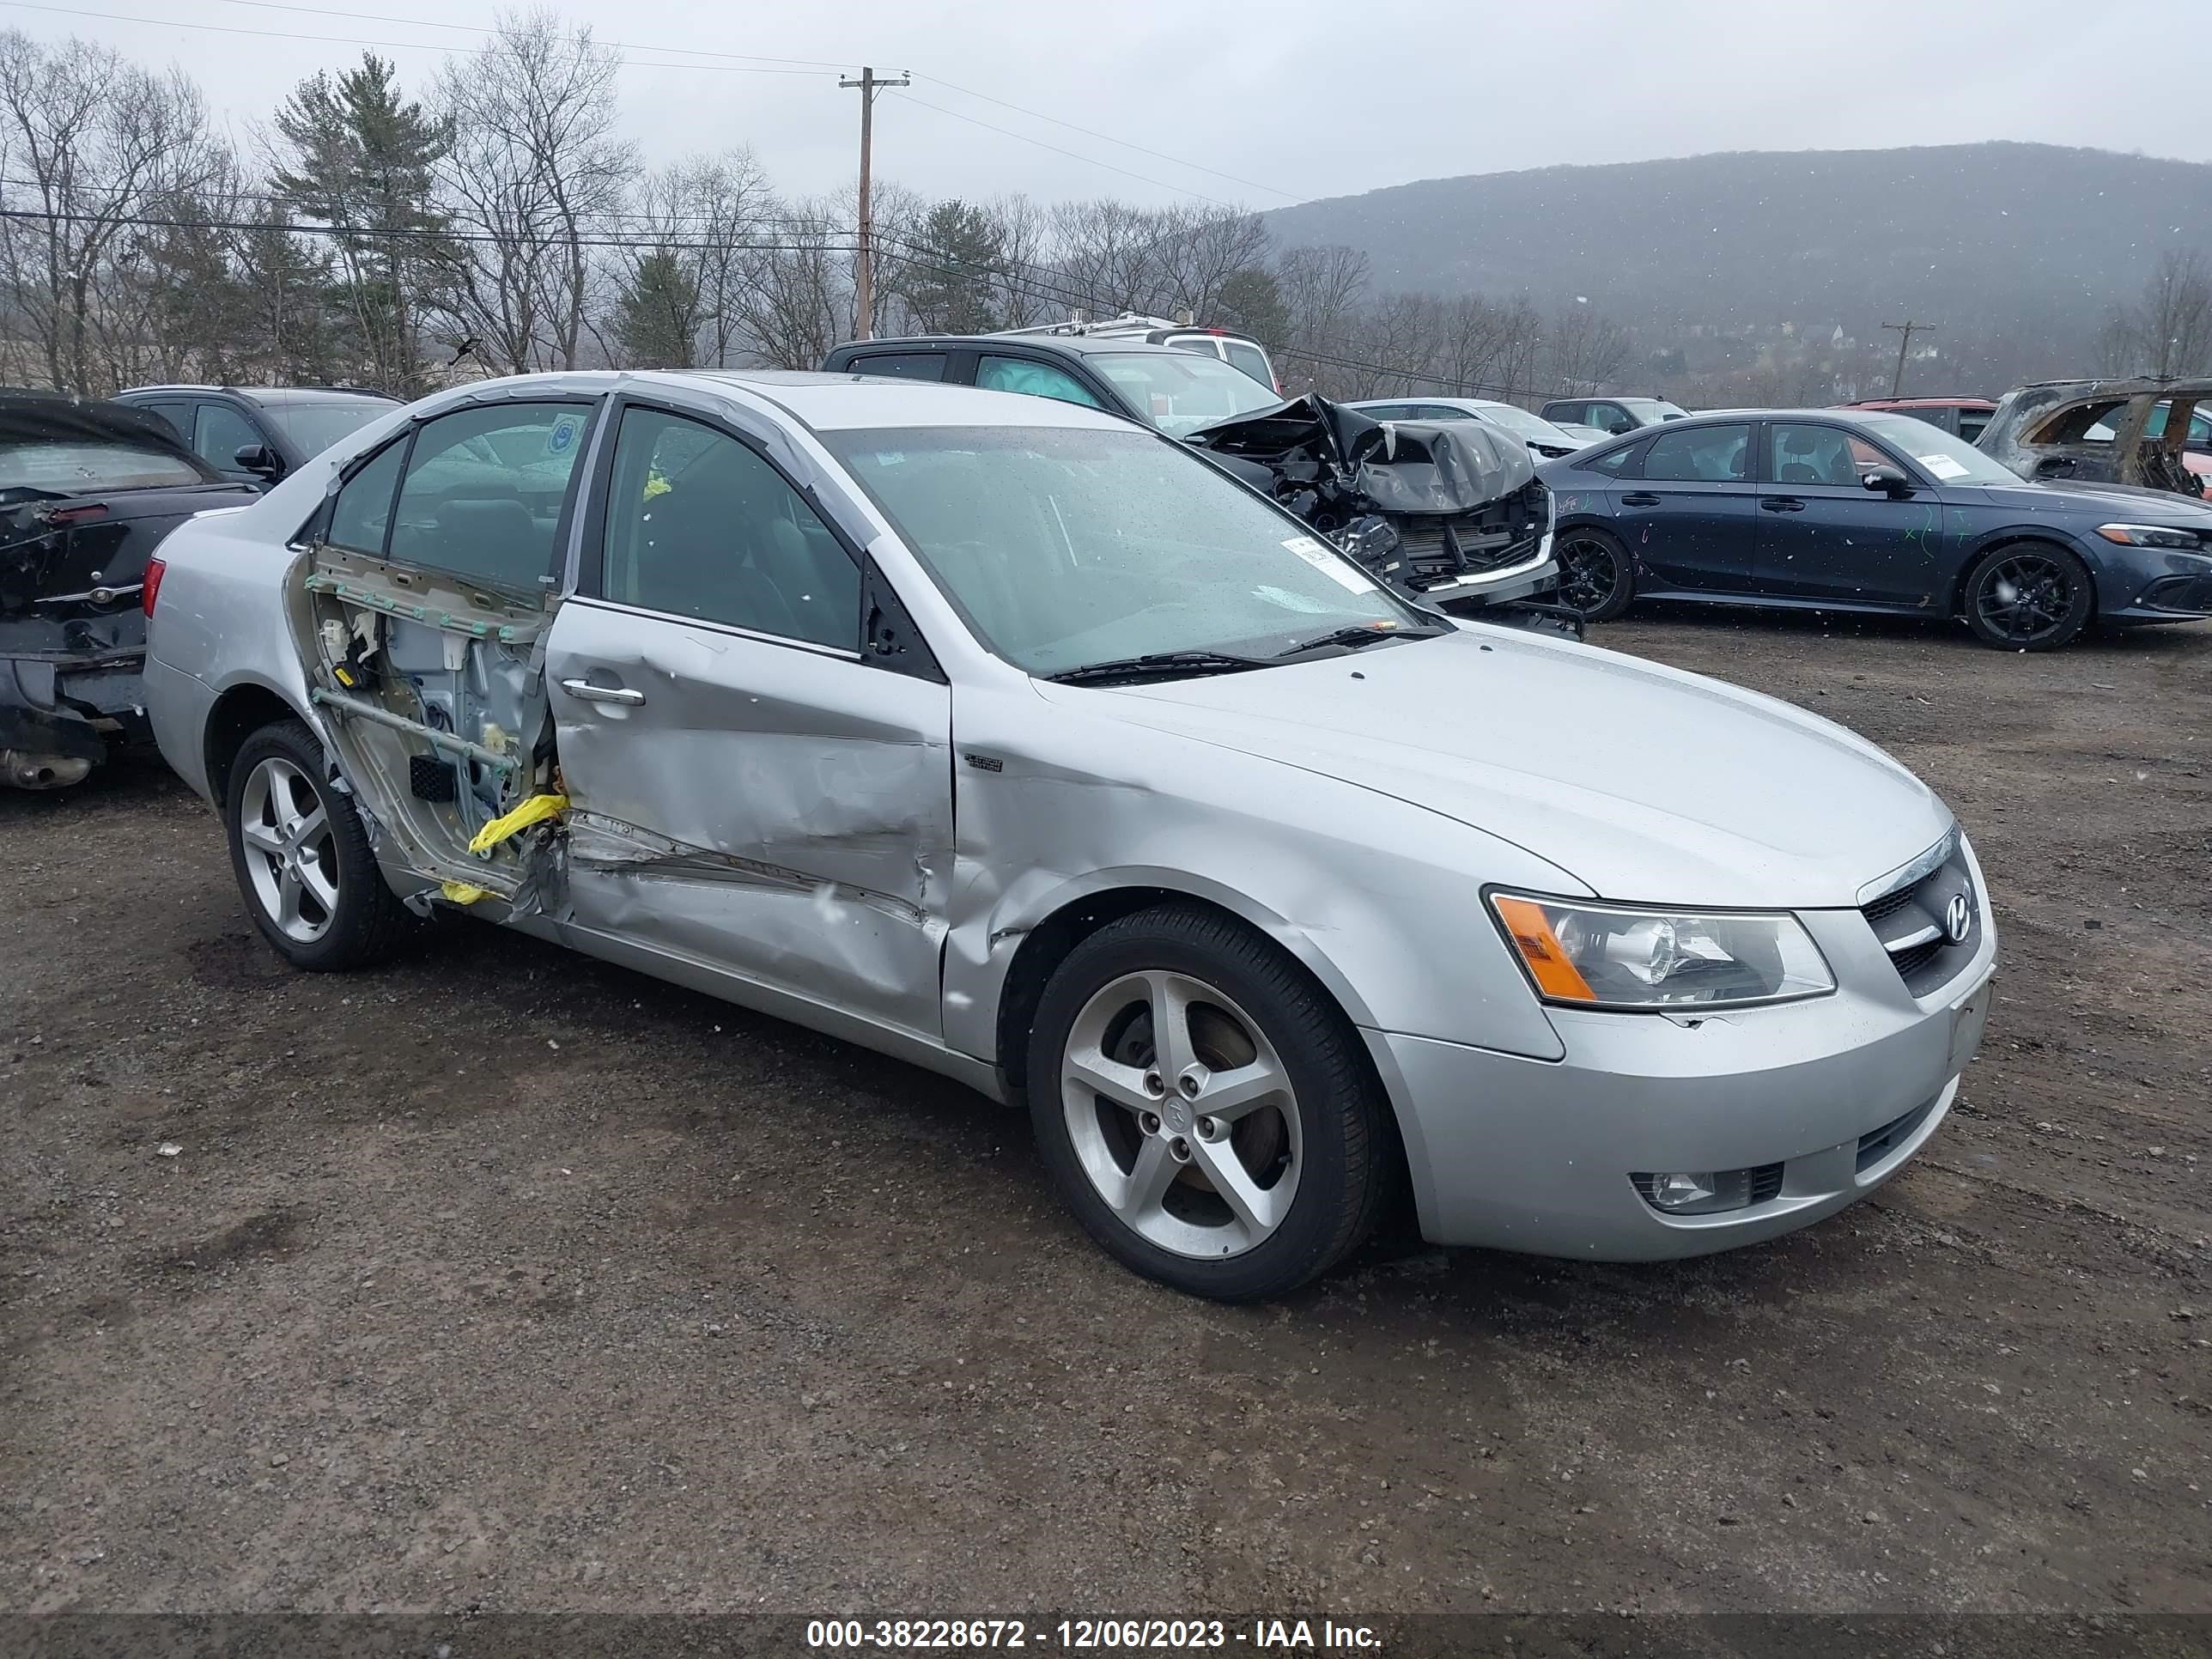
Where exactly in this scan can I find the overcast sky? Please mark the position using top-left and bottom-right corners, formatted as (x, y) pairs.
(12, 0), (2211, 209)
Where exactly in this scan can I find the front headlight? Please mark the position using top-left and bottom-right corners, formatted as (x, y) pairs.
(1489, 891), (1835, 1011)
(2095, 523), (2205, 550)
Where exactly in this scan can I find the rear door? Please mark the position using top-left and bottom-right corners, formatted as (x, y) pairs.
(1611, 421), (1759, 592)
(543, 398), (954, 1040)
(1752, 421), (1945, 607)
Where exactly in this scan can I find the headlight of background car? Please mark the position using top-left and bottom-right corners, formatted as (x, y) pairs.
(1489, 892), (1834, 1010)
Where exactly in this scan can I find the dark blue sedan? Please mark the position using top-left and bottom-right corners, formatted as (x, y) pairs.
(1536, 410), (2212, 649)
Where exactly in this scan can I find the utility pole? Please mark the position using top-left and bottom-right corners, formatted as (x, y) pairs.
(840, 65), (909, 342)
(1882, 319), (1932, 398)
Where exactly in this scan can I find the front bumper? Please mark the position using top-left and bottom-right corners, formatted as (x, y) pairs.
(1367, 893), (1997, 1260)
(1419, 537), (1556, 608)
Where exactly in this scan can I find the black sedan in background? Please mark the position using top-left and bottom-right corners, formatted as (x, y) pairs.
(1538, 410), (2212, 649)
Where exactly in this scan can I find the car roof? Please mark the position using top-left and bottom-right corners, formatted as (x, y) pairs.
(117, 384), (398, 405)
(635, 368), (1138, 433)
(834, 334), (1200, 359)
(1841, 397), (1996, 410)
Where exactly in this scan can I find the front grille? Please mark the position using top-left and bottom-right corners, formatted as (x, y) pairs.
(1857, 1099), (1937, 1172)
(1860, 837), (1980, 997)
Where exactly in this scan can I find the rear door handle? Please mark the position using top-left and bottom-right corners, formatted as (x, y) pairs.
(1759, 496), (1806, 512)
(560, 678), (645, 706)
(1620, 492), (1660, 507)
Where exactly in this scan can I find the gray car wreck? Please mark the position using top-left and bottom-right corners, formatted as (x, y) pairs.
(1978, 376), (2211, 498)
(1188, 393), (1559, 616)
(141, 370), (1994, 1302)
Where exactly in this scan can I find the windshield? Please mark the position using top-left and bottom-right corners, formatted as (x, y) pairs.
(1087, 351), (1284, 437)
(1626, 399), (1691, 421)
(1858, 414), (2021, 484)
(0, 440), (210, 493)
(822, 425), (1421, 676)
(262, 399), (398, 458)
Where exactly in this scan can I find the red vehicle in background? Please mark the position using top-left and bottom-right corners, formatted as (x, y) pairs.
(1837, 397), (1998, 444)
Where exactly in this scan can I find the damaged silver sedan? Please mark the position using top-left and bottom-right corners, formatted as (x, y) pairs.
(143, 372), (1995, 1300)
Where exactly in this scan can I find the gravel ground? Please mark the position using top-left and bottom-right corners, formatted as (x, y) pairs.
(3, 607), (2209, 1620)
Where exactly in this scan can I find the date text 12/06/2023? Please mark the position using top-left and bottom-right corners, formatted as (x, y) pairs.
(804, 1619), (1384, 1650)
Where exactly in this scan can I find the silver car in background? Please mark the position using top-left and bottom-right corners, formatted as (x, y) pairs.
(142, 371), (1995, 1301)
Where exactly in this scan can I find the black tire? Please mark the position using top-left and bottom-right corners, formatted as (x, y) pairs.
(1555, 526), (1636, 622)
(1027, 902), (1394, 1301)
(1962, 542), (2094, 651)
(224, 720), (412, 970)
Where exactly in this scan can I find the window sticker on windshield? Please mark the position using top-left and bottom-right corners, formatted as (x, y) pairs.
(871, 451), (906, 466)
(545, 411), (586, 459)
(1917, 453), (1968, 480)
(1282, 535), (1379, 593)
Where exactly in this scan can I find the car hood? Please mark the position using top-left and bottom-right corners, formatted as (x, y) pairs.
(1956, 478), (2212, 520)
(1046, 629), (1950, 908)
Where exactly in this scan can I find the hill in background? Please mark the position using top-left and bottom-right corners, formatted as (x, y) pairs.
(1262, 143), (2212, 396)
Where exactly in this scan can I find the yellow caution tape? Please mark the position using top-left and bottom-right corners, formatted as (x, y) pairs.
(465, 792), (569, 857)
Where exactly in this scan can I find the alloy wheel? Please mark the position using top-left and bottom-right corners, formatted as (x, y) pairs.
(1059, 970), (1303, 1260)
(1556, 534), (1622, 616)
(1975, 552), (2075, 646)
(238, 756), (340, 943)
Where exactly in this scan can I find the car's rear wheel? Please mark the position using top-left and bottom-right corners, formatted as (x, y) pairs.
(1027, 903), (1392, 1301)
(1556, 526), (1636, 621)
(1964, 543), (2093, 650)
(225, 720), (410, 970)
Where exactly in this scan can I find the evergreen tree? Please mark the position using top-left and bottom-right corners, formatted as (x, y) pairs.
(272, 52), (451, 394)
(899, 200), (1009, 334)
(614, 251), (702, 369)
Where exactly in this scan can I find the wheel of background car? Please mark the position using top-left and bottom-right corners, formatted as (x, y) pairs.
(1962, 543), (2093, 652)
(225, 720), (412, 970)
(1026, 902), (1393, 1302)
(1555, 526), (1636, 622)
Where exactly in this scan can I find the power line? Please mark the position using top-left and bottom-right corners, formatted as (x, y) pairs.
(202, 0), (854, 67)
(0, 205), (858, 254)
(884, 90), (1245, 210)
(911, 73), (1298, 203)
(0, 1), (830, 71)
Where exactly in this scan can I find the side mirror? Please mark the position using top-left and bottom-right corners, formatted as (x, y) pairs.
(1861, 464), (1911, 495)
(233, 443), (282, 480)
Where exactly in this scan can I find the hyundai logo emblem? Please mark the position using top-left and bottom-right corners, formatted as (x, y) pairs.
(1943, 892), (1973, 945)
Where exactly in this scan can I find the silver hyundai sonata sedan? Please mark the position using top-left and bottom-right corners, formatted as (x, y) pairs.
(141, 371), (1996, 1301)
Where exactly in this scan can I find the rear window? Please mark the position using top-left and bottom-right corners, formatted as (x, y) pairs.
(0, 440), (210, 493)
(1225, 341), (1273, 387)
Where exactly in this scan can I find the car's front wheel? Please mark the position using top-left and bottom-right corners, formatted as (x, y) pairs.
(1027, 903), (1393, 1301)
(1556, 526), (1636, 621)
(225, 720), (410, 970)
(1963, 542), (2093, 650)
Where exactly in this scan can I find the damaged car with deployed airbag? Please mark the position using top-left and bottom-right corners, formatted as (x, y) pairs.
(0, 391), (259, 789)
(143, 369), (1994, 1303)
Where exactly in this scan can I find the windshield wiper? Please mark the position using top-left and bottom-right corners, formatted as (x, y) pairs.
(1275, 623), (1437, 659)
(1044, 650), (1270, 686)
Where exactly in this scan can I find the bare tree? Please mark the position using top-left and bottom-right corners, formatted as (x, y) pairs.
(1272, 243), (1369, 393)
(2099, 248), (2212, 378)
(430, 9), (636, 374)
(1149, 204), (1270, 322)
(729, 192), (849, 369)
(0, 30), (223, 392)
(1542, 300), (1633, 397)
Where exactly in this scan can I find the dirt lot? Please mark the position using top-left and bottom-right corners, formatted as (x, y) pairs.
(4, 607), (2209, 1622)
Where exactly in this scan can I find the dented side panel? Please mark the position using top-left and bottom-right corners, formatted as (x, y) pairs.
(544, 597), (953, 1040)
